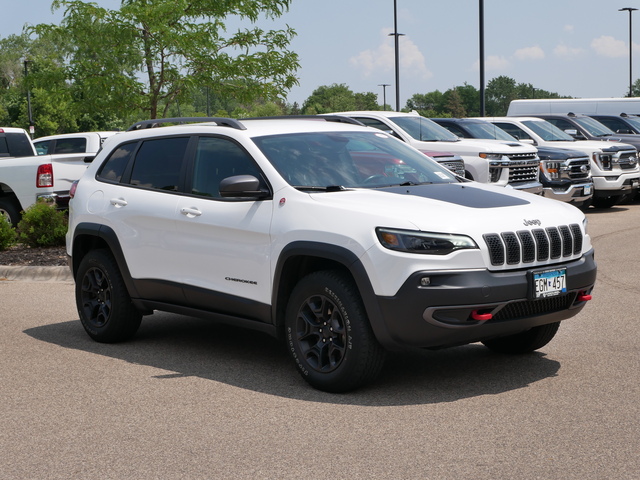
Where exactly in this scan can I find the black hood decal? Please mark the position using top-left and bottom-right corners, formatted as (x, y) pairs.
(379, 183), (531, 208)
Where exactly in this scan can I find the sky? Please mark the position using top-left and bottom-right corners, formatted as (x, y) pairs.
(2, 0), (640, 109)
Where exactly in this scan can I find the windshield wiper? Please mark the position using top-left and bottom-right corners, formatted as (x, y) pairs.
(295, 185), (346, 192)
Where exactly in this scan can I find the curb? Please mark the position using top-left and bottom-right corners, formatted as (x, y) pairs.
(0, 266), (73, 283)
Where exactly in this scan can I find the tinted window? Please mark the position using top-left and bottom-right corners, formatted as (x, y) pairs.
(0, 137), (8, 157)
(97, 142), (137, 183)
(545, 118), (574, 132)
(130, 137), (189, 191)
(5, 132), (35, 157)
(495, 123), (532, 141)
(53, 137), (87, 154)
(34, 140), (51, 155)
(191, 137), (264, 198)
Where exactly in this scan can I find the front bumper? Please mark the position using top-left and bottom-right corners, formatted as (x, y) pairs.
(541, 182), (593, 204)
(592, 172), (640, 195)
(368, 250), (596, 351)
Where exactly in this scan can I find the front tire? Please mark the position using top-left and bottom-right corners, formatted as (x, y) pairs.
(76, 249), (142, 343)
(285, 270), (386, 393)
(481, 322), (560, 354)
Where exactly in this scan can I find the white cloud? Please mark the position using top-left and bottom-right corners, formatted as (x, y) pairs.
(554, 44), (585, 58)
(564, 25), (574, 33)
(514, 46), (545, 61)
(591, 35), (626, 58)
(472, 55), (509, 72)
(350, 28), (432, 80)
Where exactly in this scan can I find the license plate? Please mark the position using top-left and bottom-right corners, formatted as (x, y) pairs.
(533, 268), (567, 298)
(583, 184), (592, 195)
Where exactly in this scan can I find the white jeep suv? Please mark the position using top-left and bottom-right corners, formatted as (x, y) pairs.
(66, 116), (597, 392)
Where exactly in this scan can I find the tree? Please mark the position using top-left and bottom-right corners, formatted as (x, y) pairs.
(34, 0), (300, 119)
(485, 75), (518, 116)
(443, 88), (466, 117)
(301, 84), (379, 114)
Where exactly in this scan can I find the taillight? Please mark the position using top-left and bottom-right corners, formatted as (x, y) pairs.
(69, 180), (79, 199)
(37, 164), (54, 188)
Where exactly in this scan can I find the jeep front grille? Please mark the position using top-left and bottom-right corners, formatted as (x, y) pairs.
(483, 224), (583, 267)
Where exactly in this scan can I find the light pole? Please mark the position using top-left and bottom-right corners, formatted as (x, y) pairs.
(23, 59), (34, 138)
(389, 0), (404, 111)
(378, 83), (390, 110)
(620, 7), (637, 97)
(479, 0), (485, 116)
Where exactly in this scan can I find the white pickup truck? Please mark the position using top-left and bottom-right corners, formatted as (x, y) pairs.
(0, 128), (117, 225)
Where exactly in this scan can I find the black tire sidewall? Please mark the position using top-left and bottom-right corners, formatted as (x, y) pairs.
(76, 249), (141, 343)
(0, 198), (21, 227)
(285, 270), (383, 392)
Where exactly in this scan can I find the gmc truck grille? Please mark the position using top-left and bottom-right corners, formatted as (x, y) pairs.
(439, 160), (465, 177)
(483, 224), (583, 266)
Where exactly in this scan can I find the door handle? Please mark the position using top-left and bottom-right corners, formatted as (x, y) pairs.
(110, 198), (128, 207)
(180, 207), (202, 217)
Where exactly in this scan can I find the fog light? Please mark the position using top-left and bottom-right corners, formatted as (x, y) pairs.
(420, 277), (431, 286)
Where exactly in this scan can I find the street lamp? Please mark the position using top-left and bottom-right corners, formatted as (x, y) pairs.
(479, 0), (485, 116)
(23, 59), (34, 138)
(378, 83), (390, 110)
(389, 0), (404, 111)
(619, 7), (637, 97)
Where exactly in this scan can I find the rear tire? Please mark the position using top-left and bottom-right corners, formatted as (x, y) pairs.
(76, 249), (142, 343)
(285, 270), (386, 392)
(481, 322), (560, 354)
(0, 197), (21, 226)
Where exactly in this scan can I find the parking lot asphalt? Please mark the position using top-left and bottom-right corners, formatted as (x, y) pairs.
(1, 201), (639, 479)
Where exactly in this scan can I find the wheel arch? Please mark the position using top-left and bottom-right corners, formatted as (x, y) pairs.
(70, 222), (141, 299)
(271, 241), (390, 346)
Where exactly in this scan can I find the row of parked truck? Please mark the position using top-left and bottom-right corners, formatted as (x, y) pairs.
(1, 98), (639, 225)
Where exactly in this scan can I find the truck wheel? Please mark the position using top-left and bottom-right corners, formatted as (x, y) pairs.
(285, 270), (386, 392)
(591, 196), (620, 209)
(481, 322), (560, 354)
(76, 249), (142, 343)
(0, 198), (21, 226)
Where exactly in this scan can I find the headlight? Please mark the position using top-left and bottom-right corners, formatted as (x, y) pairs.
(479, 153), (504, 160)
(376, 228), (478, 255)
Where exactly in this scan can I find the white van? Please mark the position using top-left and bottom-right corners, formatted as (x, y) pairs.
(507, 98), (640, 116)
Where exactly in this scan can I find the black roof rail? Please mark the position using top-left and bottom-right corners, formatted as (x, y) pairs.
(240, 115), (366, 126)
(126, 117), (246, 132)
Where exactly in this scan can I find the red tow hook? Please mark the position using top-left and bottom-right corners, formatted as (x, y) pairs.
(577, 292), (593, 302)
(471, 310), (493, 321)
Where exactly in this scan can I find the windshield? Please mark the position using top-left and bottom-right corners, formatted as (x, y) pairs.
(621, 115), (640, 130)
(464, 122), (517, 141)
(390, 116), (460, 142)
(573, 116), (616, 137)
(522, 120), (575, 141)
(254, 131), (459, 189)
